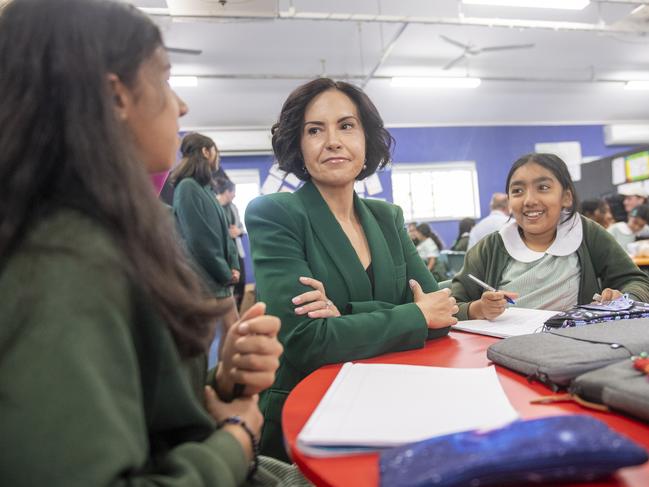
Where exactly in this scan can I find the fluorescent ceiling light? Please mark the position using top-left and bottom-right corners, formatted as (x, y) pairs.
(462, 0), (589, 10)
(169, 76), (198, 87)
(391, 77), (482, 89)
(625, 81), (649, 91)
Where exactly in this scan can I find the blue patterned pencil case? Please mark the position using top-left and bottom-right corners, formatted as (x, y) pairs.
(379, 415), (647, 487)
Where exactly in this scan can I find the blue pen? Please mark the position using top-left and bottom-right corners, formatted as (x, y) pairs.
(467, 273), (516, 305)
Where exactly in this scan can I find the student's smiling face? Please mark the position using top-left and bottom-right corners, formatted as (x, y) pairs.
(299, 89), (366, 189)
(508, 162), (573, 246)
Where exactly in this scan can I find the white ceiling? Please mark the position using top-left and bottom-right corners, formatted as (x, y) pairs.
(130, 0), (649, 129)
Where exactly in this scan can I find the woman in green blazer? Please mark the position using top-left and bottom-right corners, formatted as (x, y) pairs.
(246, 78), (458, 461)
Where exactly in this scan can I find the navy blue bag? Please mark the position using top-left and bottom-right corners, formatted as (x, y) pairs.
(379, 415), (647, 487)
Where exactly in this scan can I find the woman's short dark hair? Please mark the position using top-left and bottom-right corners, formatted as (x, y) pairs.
(271, 77), (394, 181)
(0, 0), (219, 357)
(505, 153), (579, 223)
(170, 132), (217, 186)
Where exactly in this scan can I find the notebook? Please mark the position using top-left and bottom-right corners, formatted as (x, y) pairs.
(454, 307), (560, 339)
(297, 363), (518, 457)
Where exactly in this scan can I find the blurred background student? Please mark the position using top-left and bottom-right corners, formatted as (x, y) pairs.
(608, 204), (649, 251)
(414, 223), (442, 272)
(580, 198), (613, 228)
(451, 217), (475, 252)
(620, 187), (649, 216)
(215, 177), (247, 310)
(171, 133), (241, 364)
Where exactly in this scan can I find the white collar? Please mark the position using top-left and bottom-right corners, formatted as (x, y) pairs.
(499, 212), (583, 263)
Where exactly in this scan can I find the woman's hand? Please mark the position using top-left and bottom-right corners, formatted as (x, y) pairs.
(468, 290), (519, 321)
(598, 288), (623, 302)
(409, 280), (458, 328)
(216, 302), (283, 400)
(204, 386), (262, 461)
(292, 276), (341, 318)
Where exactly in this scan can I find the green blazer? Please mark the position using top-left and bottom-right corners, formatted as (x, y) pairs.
(245, 180), (448, 460)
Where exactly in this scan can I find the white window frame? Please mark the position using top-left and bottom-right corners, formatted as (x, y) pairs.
(391, 161), (481, 222)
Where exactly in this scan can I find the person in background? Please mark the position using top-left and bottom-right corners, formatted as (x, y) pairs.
(414, 223), (441, 272)
(468, 192), (509, 249)
(246, 77), (457, 461)
(452, 153), (649, 321)
(215, 177), (247, 309)
(407, 221), (419, 245)
(619, 187), (649, 215)
(451, 217), (475, 251)
(0, 1), (293, 485)
(580, 198), (613, 228)
(608, 204), (649, 251)
(171, 133), (241, 356)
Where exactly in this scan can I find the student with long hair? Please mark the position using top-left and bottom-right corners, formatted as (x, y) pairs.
(452, 153), (649, 321)
(171, 132), (240, 352)
(0, 1), (293, 485)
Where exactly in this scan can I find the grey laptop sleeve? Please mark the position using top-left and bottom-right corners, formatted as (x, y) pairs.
(486, 319), (649, 390)
(570, 360), (649, 422)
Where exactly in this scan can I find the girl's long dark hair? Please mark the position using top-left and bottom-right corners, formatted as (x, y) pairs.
(170, 132), (217, 187)
(0, 0), (219, 357)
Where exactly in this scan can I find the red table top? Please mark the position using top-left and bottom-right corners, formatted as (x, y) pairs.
(282, 331), (649, 487)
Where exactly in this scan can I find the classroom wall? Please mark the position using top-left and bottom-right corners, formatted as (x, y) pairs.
(221, 124), (635, 282)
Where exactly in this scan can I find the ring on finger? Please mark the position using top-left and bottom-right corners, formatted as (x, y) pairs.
(325, 299), (333, 308)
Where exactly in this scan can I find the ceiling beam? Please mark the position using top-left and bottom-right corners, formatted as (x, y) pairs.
(141, 8), (649, 34)
(360, 23), (408, 89)
(171, 73), (635, 86)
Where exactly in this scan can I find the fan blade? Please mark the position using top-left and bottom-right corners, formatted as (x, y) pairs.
(166, 46), (203, 56)
(440, 35), (471, 50)
(443, 54), (467, 71)
(479, 43), (535, 53)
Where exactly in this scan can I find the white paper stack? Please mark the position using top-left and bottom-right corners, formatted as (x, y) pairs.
(297, 363), (518, 457)
(454, 307), (560, 339)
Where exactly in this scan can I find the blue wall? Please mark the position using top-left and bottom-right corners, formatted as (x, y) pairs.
(221, 124), (634, 281)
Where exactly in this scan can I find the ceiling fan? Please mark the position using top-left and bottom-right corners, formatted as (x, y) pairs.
(440, 35), (535, 70)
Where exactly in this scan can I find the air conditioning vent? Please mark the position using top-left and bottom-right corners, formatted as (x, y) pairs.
(605, 124), (649, 146)
(199, 129), (273, 155)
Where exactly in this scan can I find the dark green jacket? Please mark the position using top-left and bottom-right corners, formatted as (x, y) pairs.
(245, 181), (448, 460)
(452, 215), (649, 320)
(0, 210), (248, 486)
(173, 178), (239, 298)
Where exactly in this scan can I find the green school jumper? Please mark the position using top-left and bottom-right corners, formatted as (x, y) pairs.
(0, 209), (249, 486)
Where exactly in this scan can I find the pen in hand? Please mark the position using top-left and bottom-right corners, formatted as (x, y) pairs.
(467, 274), (517, 305)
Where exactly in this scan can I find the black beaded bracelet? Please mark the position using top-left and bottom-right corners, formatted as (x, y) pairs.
(218, 415), (259, 480)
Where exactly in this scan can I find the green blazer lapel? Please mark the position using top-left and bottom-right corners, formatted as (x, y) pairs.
(354, 195), (397, 302)
(297, 181), (372, 301)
